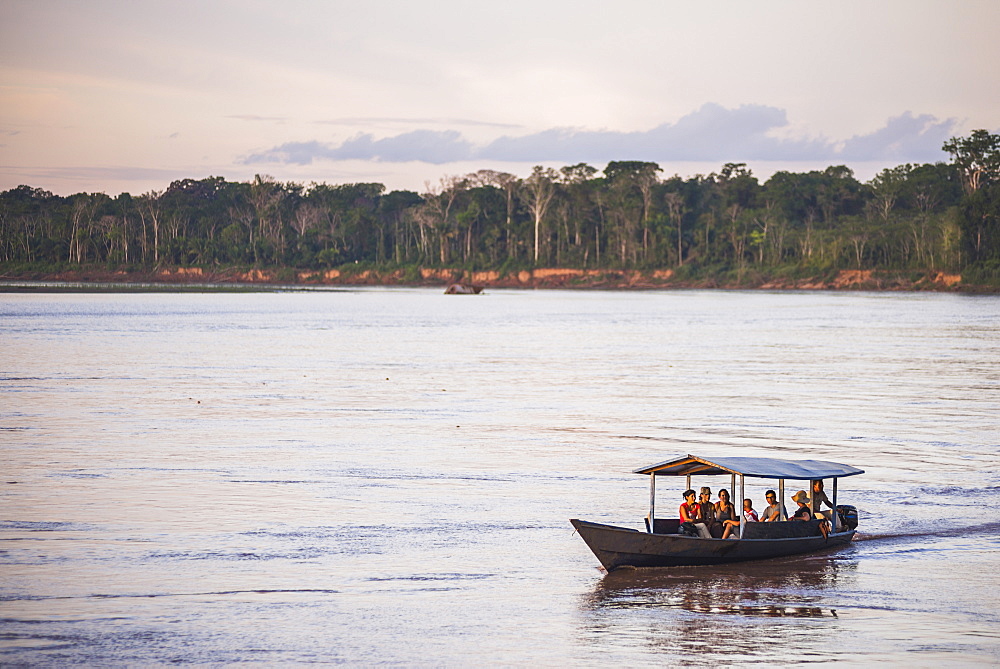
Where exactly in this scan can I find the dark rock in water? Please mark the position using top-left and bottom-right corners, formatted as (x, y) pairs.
(444, 283), (483, 294)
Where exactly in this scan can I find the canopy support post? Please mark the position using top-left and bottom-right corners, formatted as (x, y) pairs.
(685, 474), (691, 493)
(648, 473), (655, 533)
(730, 474), (736, 503)
(832, 477), (839, 531)
(738, 474), (745, 538)
(778, 479), (786, 520)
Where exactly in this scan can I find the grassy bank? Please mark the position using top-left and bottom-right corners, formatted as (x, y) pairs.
(2, 262), (996, 293)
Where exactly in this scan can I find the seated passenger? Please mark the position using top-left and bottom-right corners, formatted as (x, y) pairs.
(790, 490), (829, 538)
(714, 489), (735, 525)
(679, 489), (712, 539)
(760, 489), (788, 522)
(721, 497), (757, 539)
(790, 490), (813, 520)
(698, 487), (719, 535)
(715, 489), (735, 538)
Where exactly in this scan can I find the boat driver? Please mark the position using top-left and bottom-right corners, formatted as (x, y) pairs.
(810, 480), (840, 530)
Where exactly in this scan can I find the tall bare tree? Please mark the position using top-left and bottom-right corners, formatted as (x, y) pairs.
(137, 191), (163, 263)
(249, 175), (286, 259)
(69, 195), (98, 263)
(522, 166), (557, 263)
(421, 176), (467, 264)
(664, 192), (685, 266)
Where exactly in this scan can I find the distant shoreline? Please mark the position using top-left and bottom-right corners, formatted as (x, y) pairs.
(1, 266), (994, 293)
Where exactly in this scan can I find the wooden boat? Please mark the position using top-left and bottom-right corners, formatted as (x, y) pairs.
(571, 454), (864, 570)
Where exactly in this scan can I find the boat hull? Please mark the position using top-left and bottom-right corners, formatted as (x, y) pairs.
(570, 518), (855, 570)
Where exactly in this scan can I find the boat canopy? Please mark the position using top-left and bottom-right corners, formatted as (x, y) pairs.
(633, 454), (864, 480)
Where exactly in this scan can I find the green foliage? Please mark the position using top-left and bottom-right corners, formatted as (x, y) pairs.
(315, 248), (341, 268)
(962, 259), (1000, 286)
(942, 129), (1000, 194)
(957, 183), (1000, 263)
(273, 266), (298, 283)
(399, 264), (423, 282)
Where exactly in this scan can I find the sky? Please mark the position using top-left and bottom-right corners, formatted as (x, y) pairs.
(1, 0), (999, 196)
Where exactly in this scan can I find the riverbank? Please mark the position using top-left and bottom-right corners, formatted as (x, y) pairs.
(0, 265), (992, 292)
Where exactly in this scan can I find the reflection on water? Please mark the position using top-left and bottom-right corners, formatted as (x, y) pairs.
(591, 555), (850, 613)
(580, 555), (854, 660)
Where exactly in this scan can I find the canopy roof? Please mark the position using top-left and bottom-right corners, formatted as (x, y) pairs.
(633, 454), (864, 480)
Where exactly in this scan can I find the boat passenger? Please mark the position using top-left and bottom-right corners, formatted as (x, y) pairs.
(790, 490), (829, 539)
(810, 480), (840, 530)
(697, 487), (719, 534)
(715, 489), (735, 538)
(790, 490), (813, 520)
(720, 495), (756, 540)
(679, 489), (712, 539)
(714, 489), (735, 524)
(760, 489), (788, 522)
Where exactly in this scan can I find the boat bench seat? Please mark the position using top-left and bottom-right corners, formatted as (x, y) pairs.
(742, 520), (824, 539)
(651, 518), (680, 534)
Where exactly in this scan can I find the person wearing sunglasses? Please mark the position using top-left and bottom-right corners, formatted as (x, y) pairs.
(760, 489), (787, 522)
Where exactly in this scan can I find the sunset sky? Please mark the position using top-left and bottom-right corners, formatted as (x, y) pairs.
(1, 0), (998, 195)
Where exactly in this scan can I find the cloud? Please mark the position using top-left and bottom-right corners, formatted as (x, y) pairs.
(245, 140), (333, 165)
(242, 104), (960, 167)
(245, 130), (474, 165)
(334, 130), (474, 163)
(226, 115), (288, 122)
(839, 112), (959, 162)
(478, 104), (830, 162)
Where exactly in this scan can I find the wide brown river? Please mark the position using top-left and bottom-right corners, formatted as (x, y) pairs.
(2, 287), (998, 665)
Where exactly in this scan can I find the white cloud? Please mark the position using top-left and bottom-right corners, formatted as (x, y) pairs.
(838, 113), (959, 162)
(245, 130), (475, 165)
(243, 104), (959, 167)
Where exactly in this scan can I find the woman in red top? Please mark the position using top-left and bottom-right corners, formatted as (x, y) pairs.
(679, 489), (712, 539)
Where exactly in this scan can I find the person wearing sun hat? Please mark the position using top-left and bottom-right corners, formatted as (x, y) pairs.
(790, 490), (812, 517)
(790, 489), (829, 539)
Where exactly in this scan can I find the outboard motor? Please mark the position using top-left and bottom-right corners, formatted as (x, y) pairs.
(836, 504), (859, 530)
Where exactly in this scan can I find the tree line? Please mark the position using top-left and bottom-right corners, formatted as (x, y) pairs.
(2, 130), (999, 283)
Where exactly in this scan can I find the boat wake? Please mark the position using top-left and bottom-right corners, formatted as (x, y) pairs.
(854, 519), (1000, 542)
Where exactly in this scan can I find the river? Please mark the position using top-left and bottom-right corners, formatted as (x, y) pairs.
(2, 287), (998, 665)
